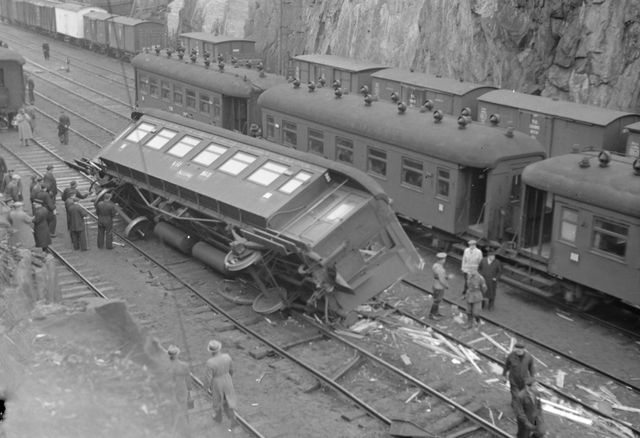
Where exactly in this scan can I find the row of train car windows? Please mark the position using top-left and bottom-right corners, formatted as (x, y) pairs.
(265, 116), (451, 198)
(560, 207), (628, 259)
(126, 123), (312, 194)
(139, 75), (222, 118)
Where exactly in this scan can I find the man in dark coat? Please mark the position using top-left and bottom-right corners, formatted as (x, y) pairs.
(512, 377), (547, 438)
(42, 42), (49, 60)
(26, 76), (35, 104)
(29, 179), (43, 214)
(58, 111), (70, 145)
(503, 342), (536, 400)
(67, 197), (87, 251)
(62, 181), (88, 237)
(4, 174), (22, 203)
(96, 192), (116, 249)
(34, 186), (56, 237)
(0, 169), (12, 194)
(32, 199), (51, 251)
(478, 249), (503, 311)
(42, 165), (57, 200)
(0, 157), (6, 192)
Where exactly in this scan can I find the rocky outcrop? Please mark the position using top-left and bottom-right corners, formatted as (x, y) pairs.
(241, 0), (640, 112)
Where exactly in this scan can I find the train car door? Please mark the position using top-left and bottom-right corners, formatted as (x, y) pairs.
(467, 168), (487, 235)
(518, 111), (552, 154)
(222, 96), (247, 133)
(520, 185), (553, 259)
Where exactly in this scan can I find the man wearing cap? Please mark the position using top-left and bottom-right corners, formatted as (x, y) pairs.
(167, 345), (191, 437)
(62, 181), (88, 239)
(7, 202), (34, 248)
(34, 183), (56, 237)
(206, 340), (238, 429)
(96, 192), (117, 249)
(0, 157), (6, 193)
(5, 174), (22, 203)
(461, 240), (483, 295)
(503, 342), (535, 400)
(464, 270), (487, 329)
(67, 197), (87, 251)
(43, 165), (57, 201)
(32, 199), (51, 251)
(429, 252), (450, 320)
(479, 249), (502, 311)
(0, 169), (12, 194)
(58, 110), (70, 145)
(512, 377), (547, 438)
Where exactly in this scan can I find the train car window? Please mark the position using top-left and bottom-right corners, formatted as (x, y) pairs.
(436, 169), (450, 198)
(161, 81), (170, 100)
(308, 129), (324, 155)
(283, 121), (297, 147)
(126, 122), (155, 142)
(336, 137), (354, 164)
(218, 151), (257, 175)
(213, 96), (221, 118)
(367, 147), (387, 177)
(149, 78), (159, 97)
(592, 217), (628, 258)
(559, 208), (578, 244)
(265, 115), (276, 140)
(510, 174), (522, 201)
(145, 128), (178, 150)
(173, 86), (183, 105)
(279, 171), (312, 194)
(167, 135), (201, 158)
(199, 94), (211, 114)
(192, 144), (228, 166)
(247, 161), (289, 186)
(401, 158), (423, 189)
(139, 75), (148, 94)
(186, 89), (196, 109)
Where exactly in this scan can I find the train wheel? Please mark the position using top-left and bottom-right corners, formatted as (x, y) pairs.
(252, 287), (286, 314)
(124, 216), (152, 240)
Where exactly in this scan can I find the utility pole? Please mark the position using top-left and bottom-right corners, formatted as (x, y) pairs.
(279, 0), (283, 75)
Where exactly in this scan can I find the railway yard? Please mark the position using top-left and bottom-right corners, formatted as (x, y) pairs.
(0, 24), (640, 438)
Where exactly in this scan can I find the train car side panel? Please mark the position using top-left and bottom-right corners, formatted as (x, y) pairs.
(625, 121), (640, 158)
(0, 48), (25, 120)
(137, 22), (164, 52)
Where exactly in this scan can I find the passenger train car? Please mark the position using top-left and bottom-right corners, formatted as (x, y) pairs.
(258, 83), (546, 244)
(132, 52), (286, 133)
(0, 47), (24, 126)
(83, 108), (422, 316)
(520, 152), (640, 308)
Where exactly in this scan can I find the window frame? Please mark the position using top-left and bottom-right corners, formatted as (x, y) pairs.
(148, 77), (159, 97)
(436, 168), (450, 199)
(401, 157), (423, 190)
(591, 216), (628, 259)
(167, 135), (201, 158)
(218, 151), (257, 176)
(144, 128), (178, 150)
(247, 160), (289, 186)
(199, 93), (211, 114)
(139, 74), (148, 94)
(558, 207), (578, 245)
(308, 128), (324, 156)
(173, 86), (183, 105)
(282, 120), (297, 147)
(161, 81), (171, 100)
(266, 115), (276, 140)
(185, 89), (196, 109)
(335, 137), (354, 164)
(191, 143), (229, 166)
(367, 146), (387, 178)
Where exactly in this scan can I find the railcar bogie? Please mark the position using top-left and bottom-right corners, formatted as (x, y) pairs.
(83, 108), (421, 318)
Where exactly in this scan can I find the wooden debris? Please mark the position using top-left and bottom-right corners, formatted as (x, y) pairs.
(334, 329), (364, 340)
(400, 354), (411, 366)
(468, 335), (489, 345)
(556, 312), (574, 322)
(413, 339), (464, 361)
(433, 333), (465, 359)
(542, 404), (593, 425)
(459, 346), (483, 374)
(612, 404), (640, 414)
(540, 398), (581, 415)
(481, 332), (509, 354)
(404, 390), (421, 404)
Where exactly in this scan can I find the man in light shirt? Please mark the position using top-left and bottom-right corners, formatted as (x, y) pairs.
(461, 240), (483, 295)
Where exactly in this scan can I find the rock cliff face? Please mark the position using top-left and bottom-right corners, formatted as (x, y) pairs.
(240, 0), (639, 111)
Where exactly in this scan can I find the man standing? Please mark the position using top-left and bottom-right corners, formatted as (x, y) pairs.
(167, 345), (191, 437)
(67, 197), (87, 251)
(42, 42), (49, 60)
(58, 110), (70, 145)
(5, 174), (22, 202)
(464, 270), (487, 329)
(461, 239), (483, 294)
(429, 252), (450, 320)
(503, 342), (536, 400)
(35, 177), (56, 237)
(32, 199), (51, 251)
(0, 157), (6, 192)
(43, 165), (57, 201)
(61, 180), (87, 204)
(206, 340), (238, 430)
(95, 192), (116, 249)
(0, 169), (12, 194)
(512, 377), (547, 438)
(8, 202), (34, 248)
(479, 249), (503, 310)
(26, 76), (35, 104)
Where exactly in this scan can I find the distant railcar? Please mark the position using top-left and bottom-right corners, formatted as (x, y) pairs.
(292, 54), (387, 94)
(478, 89), (640, 157)
(83, 10), (114, 52)
(78, 0), (131, 15)
(132, 53), (286, 133)
(54, 2), (105, 45)
(371, 68), (496, 120)
(85, 108), (421, 317)
(520, 152), (640, 307)
(23, 0), (57, 32)
(0, 47), (25, 125)
(106, 16), (165, 59)
(624, 121), (640, 159)
(179, 32), (261, 66)
(258, 84), (546, 243)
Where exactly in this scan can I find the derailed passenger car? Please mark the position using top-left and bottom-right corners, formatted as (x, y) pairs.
(84, 109), (422, 317)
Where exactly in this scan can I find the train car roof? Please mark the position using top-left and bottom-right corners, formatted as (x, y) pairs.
(522, 153), (640, 217)
(625, 121), (640, 133)
(131, 53), (286, 97)
(259, 84), (545, 168)
(55, 2), (106, 12)
(0, 48), (25, 64)
(179, 32), (255, 44)
(371, 68), (497, 95)
(109, 16), (148, 26)
(293, 54), (387, 72)
(84, 11), (115, 19)
(478, 89), (639, 126)
(28, 0), (59, 6)
(98, 108), (389, 222)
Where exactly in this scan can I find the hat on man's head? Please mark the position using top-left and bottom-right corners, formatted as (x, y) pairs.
(515, 342), (525, 349)
(167, 345), (180, 357)
(468, 239), (477, 245)
(46, 165), (54, 170)
(436, 252), (447, 259)
(70, 181), (77, 187)
(207, 339), (221, 353)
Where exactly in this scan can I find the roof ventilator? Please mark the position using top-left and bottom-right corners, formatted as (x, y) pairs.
(597, 150), (611, 167)
(433, 109), (443, 123)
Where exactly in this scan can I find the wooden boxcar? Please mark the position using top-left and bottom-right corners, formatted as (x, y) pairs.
(520, 152), (640, 307)
(477, 89), (640, 157)
(55, 3), (105, 43)
(83, 10), (113, 50)
(624, 121), (640, 158)
(23, 0), (57, 32)
(11, 0), (27, 26)
(371, 68), (496, 120)
(0, 0), (19, 23)
(132, 53), (286, 133)
(292, 54), (387, 94)
(92, 108), (421, 315)
(258, 84), (546, 242)
(0, 47), (25, 123)
(107, 16), (164, 57)
(179, 33), (259, 63)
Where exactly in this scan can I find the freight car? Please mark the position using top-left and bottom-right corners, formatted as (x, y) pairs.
(0, 47), (25, 127)
(81, 108), (421, 317)
(178, 32), (262, 66)
(54, 2), (106, 45)
(132, 52), (286, 133)
(520, 152), (640, 308)
(258, 83), (546, 243)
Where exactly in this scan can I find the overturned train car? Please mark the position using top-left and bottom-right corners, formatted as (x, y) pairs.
(88, 109), (422, 316)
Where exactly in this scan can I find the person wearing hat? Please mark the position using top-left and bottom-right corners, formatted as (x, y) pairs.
(478, 249), (503, 311)
(0, 169), (13, 194)
(4, 173), (22, 203)
(0, 193), (10, 243)
(503, 342), (536, 401)
(167, 345), (191, 437)
(512, 376), (547, 438)
(0, 156), (6, 193)
(461, 239), (483, 295)
(43, 165), (57, 201)
(7, 201), (34, 248)
(67, 197), (87, 251)
(96, 192), (117, 249)
(58, 110), (70, 145)
(464, 269), (487, 329)
(32, 198), (51, 251)
(429, 252), (451, 320)
(33, 181), (56, 238)
(206, 340), (238, 429)
(62, 181), (88, 239)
